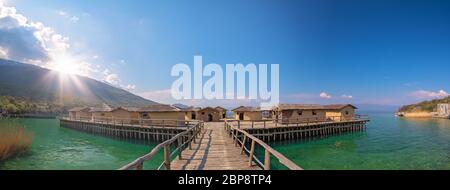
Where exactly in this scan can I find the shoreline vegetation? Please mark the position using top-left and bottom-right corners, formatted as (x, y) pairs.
(0, 96), (65, 116)
(0, 123), (33, 161)
(397, 96), (450, 118)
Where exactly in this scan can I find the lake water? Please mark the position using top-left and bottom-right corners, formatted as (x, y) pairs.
(269, 113), (450, 170)
(0, 118), (162, 170)
(0, 113), (449, 170)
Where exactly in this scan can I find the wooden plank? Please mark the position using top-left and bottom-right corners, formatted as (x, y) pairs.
(171, 122), (261, 170)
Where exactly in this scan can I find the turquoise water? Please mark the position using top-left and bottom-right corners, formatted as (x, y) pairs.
(1, 114), (449, 170)
(0, 118), (162, 170)
(268, 113), (450, 170)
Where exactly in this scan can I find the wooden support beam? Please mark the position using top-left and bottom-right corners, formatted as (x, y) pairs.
(264, 149), (271, 170)
(249, 139), (256, 166)
(240, 136), (247, 155)
(164, 144), (171, 170)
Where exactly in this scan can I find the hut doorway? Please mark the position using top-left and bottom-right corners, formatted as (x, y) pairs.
(208, 114), (213, 122)
(239, 113), (244, 120)
(191, 113), (196, 120)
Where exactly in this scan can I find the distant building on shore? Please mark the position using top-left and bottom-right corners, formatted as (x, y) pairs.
(437, 103), (450, 118)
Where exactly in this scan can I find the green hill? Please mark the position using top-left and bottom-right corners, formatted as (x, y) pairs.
(0, 58), (158, 112)
(398, 96), (450, 112)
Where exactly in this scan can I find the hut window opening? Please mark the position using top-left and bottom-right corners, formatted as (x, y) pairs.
(312, 111), (317, 116)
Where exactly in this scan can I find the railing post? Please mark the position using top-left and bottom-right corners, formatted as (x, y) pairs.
(193, 130), (197, 144)
(249, 139), (255, 166)
(264, 149), (271, 170)
(136, 162), (143, 170)
(234, 130), (239, 147)
(177, 136), (183, 160)
(240, 136), (247, 154)
(164, 144), (171, 170)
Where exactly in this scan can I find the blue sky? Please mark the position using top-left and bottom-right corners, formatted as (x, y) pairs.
(1, 0), (449, 108)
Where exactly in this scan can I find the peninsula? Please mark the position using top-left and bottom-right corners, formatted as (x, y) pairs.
(397, 96), (450, 118)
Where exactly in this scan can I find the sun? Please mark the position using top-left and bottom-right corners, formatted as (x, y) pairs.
(53, 62), (79, 74)
(49, 54), (85, 75)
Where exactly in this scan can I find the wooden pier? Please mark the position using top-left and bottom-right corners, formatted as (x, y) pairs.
(60, 116), (368, 170)
(60, 118), (197, 144)
(170, 122), (261, 170)
(230, 119), (369, 142)
(121, 122), (302, 170)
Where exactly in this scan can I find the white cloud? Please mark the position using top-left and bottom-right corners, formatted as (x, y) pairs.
(0, 46), (7, 58)
(70, 16), (79, 22)
(125, 84), (136, 91)
(410, 90), (449, 99)
(0, 3), (91, 73)
(0, 4), (54, 62)
(105, 73), (120, 85)
(341, 95), (353, 99)
(56, 10), (79, 22)
(0, 3), (138, 92)
(57, 11), (67, 16)
(319, 92), (332, 99)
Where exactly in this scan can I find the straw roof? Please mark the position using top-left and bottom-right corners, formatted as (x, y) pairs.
(198, 107), (222, 112)
(275, 104), (357, 111)
(180, 106), (201, 112)
(215, 106), (227, 111)
(232, 106), (262, 112)
(89, 103), (114, 112)
(111, 107), (140, 112)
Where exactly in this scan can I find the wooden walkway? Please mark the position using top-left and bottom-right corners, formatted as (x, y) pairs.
(171, 122), (261, 170)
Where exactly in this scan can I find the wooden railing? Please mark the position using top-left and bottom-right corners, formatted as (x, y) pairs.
(278, 115), (370, 125)
(229, 114), (370, 129)
(119, 122), (204, 170)
(62, 116), (200, 128)
(224, 120), (303, 170)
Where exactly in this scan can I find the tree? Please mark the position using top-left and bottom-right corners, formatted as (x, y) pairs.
(6, 104), (18, 113)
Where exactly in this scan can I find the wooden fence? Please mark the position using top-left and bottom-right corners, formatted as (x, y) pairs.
(224, 120), (303, 170)
(62, 116), (199, 128)
(229, 114), (370, 129)
(119, 122), (204, 170)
